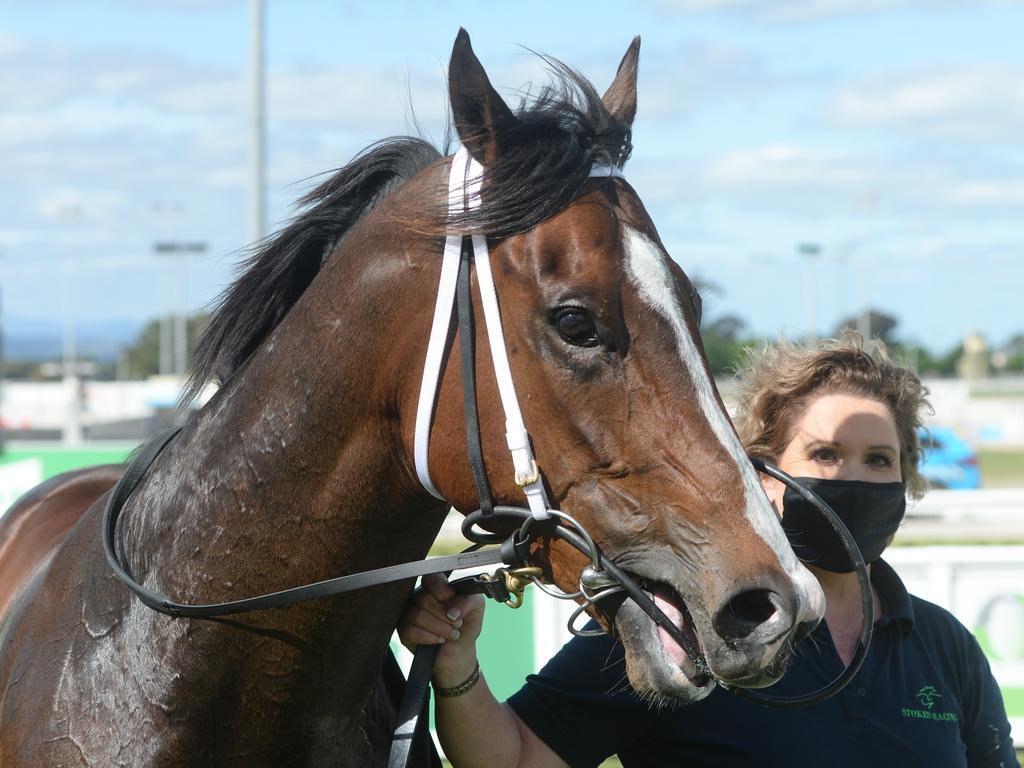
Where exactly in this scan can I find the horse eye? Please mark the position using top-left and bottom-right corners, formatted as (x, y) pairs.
(554, 308), (599, 347)
(690, 288), (703, 323)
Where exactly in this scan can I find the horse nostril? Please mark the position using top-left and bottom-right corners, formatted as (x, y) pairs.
(713, 589), (780, 642)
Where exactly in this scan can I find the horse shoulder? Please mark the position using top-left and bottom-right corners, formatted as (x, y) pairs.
(0, 464), (122, 627)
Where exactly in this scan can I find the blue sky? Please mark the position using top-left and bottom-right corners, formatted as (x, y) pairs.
(2, 0), (1023, 356)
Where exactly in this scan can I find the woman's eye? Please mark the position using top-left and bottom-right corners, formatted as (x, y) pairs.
(867, 453), (894, 468)
(811, 448), (839, 464)
(554, 308), (599, 347)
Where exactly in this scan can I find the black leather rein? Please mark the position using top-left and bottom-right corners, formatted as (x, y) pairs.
(101, 426), (515, 618)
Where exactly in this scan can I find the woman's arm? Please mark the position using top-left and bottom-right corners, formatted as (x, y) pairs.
(958, 631), (1018, 767)
(399, 574), (568, 768)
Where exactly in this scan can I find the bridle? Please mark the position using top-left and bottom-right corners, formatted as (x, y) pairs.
(410, 146), (872, 705)
(101, 147), (872, 766)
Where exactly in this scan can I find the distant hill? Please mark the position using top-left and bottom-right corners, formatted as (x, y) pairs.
(3, 317), (140, 362)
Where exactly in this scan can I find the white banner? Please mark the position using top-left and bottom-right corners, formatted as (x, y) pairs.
(0, 458), (44, 521)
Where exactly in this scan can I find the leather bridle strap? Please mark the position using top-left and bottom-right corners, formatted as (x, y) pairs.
(101, 437), (510, 618)
(414, 148), (624, 521)
(388, 643), (441, 768)
(413, 153), (467, 501)
(414, 146), (553, 519)
(456, 234), (495, 517)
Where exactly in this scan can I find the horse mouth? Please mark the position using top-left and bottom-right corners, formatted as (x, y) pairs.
(628, 573), (711, 688)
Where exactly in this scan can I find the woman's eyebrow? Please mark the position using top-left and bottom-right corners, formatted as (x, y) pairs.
(802, 437), (840, 447)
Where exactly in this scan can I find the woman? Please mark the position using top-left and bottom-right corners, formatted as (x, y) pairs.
(399, 337), (1018, 767)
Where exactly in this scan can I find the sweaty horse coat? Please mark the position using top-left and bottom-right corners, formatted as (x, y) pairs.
(0, 30), (822, 767)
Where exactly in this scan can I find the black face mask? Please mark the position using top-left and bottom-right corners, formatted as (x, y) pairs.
(781, 478), (907, 573)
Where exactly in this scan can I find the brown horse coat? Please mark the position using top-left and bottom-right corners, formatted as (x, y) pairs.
(0, 31), (823, 767)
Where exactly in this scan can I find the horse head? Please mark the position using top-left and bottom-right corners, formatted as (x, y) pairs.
(421, 30), (825, 703)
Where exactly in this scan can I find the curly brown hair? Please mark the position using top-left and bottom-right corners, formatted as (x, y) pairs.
(732, 335), (932, 499)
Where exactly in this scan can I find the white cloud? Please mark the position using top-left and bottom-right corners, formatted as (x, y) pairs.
(705, 143), (874, 187)
(271, 68), (447, 129)
(941, 181), (1024, 206)
(0, 113), (63, 145)
(0, 34), (27, 56)
(6, 0), (240, 7)
(36, 188), (128, 223)
(830, 66), (1024, 141)
(117, 0), (239, 6)
(0, 35), (200, 110)
(653, 0), (1008, 23)
(636, 40), (784, 121)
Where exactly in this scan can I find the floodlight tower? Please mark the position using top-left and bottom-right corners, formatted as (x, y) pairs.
(251, 0), (266, 244)
(153, 241), (207, 378)
(798, 242), (822, 342)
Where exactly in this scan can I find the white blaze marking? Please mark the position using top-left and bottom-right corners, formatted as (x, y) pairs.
(622, 227), (800, 567)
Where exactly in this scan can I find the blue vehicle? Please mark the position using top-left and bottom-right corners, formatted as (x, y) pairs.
(917, 426), (982, 490)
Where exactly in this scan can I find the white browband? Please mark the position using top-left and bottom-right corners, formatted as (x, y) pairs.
(413, 148), (624, 519)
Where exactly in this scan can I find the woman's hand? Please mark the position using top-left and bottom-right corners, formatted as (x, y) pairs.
(398, 573), (486, 686)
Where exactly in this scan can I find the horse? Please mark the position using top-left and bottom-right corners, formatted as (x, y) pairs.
(0, 466), (121, 632)
(0, 30), (824, 766)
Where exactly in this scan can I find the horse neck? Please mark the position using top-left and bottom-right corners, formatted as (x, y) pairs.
(123, 221), (447, 630)
(111, 203), (457, 761)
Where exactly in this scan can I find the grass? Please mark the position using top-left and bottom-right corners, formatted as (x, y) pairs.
(979, 450), (1024, 488)
(971, 389), (1024, 399)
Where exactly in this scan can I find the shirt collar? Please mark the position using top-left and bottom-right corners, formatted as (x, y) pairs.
(872, 557), (914, 637)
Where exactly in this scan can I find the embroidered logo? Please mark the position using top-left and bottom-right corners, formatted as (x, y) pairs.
(901, 684), (957, 723)
(915, 686), (941, 710)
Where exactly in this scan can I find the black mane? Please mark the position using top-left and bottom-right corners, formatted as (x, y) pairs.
(183, 137), (442, 402)
(451, 58), (632, 238)
(185, 58), (631, 400)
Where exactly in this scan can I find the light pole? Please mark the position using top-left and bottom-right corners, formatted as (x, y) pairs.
(251, 0), (266, 244)
(0, 246), (5, 455)
(798, 242), (821, 342)
(153, 241), (207, 378)
(58, 204), (83, 446)
(150, 201), (184, 376)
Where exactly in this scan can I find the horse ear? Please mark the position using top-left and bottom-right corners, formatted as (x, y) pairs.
(602, 36), (640, 127)
(448, 28), (517, 165)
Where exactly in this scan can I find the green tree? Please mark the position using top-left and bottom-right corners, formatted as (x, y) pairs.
(122, 313), (209, 379)
(833, 309), (899, 346)
(691, 275), (753, 377)
(702, 315), (753, 377)
(995, 333), (1024, 374)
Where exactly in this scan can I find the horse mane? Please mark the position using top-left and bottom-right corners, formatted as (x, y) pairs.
(183, 137), (443, 402)
(452, 57), (633, 238)
(185, 57), (631, 400)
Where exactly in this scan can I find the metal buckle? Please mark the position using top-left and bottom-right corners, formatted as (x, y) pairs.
(503, 566), (543, 609)
(514, 459), (540, 488)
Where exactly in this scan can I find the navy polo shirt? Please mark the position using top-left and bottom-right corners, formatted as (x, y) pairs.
(508, 560), (1018, 767)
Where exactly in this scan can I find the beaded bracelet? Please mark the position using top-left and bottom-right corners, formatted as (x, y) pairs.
(433, 663), (481, 698)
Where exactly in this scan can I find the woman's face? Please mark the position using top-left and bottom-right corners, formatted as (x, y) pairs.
(766, 392), (902, 508)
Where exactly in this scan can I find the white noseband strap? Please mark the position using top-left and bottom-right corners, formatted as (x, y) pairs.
(413, 147), (624, 519)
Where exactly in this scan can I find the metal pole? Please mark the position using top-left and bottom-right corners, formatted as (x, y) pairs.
(61, 257), (82, 446)
(58, 205), (83, 446)
(250, 0), (266, 244)
(798, 243), (821, 342)
(160, 310), (172, 375)
(0, 250), (4, 455)
(174, 253), (190, 376)
(155, 242), (206, 378)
